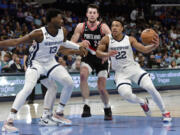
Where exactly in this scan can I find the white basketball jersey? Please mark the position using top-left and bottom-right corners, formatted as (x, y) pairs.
(28, 27), (64, 63)
(108, 34), (137, 71)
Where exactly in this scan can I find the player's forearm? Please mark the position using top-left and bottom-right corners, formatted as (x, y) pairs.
(96, 50), (109, 59)
(60, 49), (80, 55)
(144, 45), (157, 53)
(0, 39), (19, 47)
(62, 40), (80, 50)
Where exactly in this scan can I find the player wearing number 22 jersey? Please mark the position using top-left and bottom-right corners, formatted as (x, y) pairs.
(96, 18), (172, 123)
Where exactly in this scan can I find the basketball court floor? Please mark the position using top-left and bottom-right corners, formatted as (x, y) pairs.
(0, 90), (180, 135)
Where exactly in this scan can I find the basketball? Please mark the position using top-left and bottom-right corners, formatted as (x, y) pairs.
(140, 29), (157, 44)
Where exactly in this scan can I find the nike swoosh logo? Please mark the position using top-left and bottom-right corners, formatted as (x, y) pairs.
(42, 120), (48, 124)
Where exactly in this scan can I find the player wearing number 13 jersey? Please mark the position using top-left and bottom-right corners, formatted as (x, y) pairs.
(96, 18), (172, 123)
(0, 9), (87, 133)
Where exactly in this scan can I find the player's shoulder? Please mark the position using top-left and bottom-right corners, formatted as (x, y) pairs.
(31, 28), (43, 36)
(101, 35), (110, 43)
(100, 23), (109, 27)
(29, 28), (43, 43)
(76, 23), (84, 29)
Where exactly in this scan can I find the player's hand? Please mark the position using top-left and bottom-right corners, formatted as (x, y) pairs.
(102, 57), (109, 64)
(152, 34), (159, 48)
(81, 40), (90, 48)
(24, 65), (27, 71)
(102, 50), (118, 64)
(108, 50), (118, 57)
(79, 46), (88, 57)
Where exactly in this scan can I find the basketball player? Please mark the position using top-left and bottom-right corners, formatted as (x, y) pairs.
(39, 46), (88, 126)
(71, 4), (112, 120)
(96, 18), (172, 122)
(0, 9), (87, 132)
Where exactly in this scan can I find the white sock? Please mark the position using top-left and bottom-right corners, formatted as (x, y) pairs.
(104, 103), (111, 108)
(83, 99), (89, 105)
(56, 104), (64, 113)
(7, 112), (16, 121)
(42, 109), (52, 118)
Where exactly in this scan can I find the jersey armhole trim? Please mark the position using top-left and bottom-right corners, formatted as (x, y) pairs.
(80, 22), (86, 36)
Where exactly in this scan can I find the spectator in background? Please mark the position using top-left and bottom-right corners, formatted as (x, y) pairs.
(130, 8), (138, 22)
(8, 53), (18, 66)
(169, 60), (178, 68)
(70, 55), (81, 72)
(58, 57), (68, 69)
(1, 53), (12, 73)
(66, 55), (75, 69)
(10, 56), (24, 72)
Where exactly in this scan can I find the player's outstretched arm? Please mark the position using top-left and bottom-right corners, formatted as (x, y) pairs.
(0, 30), (43, 47)
(59, 46), (88, 57)
(101, 23), (111, 35)
(130, 34), (159, 53)
(62, 26), (88, 49)
(96, 36), (118, 59)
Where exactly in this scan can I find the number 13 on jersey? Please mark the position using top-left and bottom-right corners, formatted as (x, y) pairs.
(49, 46), (58, 54)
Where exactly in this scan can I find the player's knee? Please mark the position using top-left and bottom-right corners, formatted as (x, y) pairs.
(80, 71), (88, 82)
(98, 88), (106, 95)
(141, 81), (156, 94)
(48, 83), (58, 93)
(21, 84), (35, 97)
(98, 84), (106, 94)
(63, 76), (74, 87)
(118, 85), (132, 99)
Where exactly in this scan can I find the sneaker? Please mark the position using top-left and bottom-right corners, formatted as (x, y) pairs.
(140, 98), (151, 117)
(39, 116), (58, 126)
(81, 104), (91, 117)
(162, 112), (172, 122)
(2, 120), (19, 133)
(104, 107), (112, 121)
(52, 112), (72, 125)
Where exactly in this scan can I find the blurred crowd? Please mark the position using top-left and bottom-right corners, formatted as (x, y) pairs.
(0, 0), (180, 73)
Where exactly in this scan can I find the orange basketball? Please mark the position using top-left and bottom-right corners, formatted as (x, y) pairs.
(140, 29), (157, 45)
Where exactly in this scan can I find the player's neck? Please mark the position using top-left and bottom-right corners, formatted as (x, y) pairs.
(46, 24), (58, 36)
(87, 20), (98, 27)
(113, 34), (124, 41)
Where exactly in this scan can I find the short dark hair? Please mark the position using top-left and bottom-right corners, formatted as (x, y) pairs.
(46, 8), (63, 23)
(111, 17), (124, 26)
(87, 4), (99, 13)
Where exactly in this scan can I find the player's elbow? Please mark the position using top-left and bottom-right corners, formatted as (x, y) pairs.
(96, 50), (101, 58)
(13, 39), (20, 46)
(142, 48), (150, 54)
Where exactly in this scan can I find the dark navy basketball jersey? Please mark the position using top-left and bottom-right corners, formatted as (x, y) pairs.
(81, 21), (104, 54)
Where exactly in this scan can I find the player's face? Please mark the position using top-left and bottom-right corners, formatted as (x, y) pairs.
(53, 14), (64, 28)
(111, 21), (123, 37)
(86, 8), (99, 23)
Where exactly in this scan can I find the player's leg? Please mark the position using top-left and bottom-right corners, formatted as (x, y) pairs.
(27, 87), (35, 104)
(97, 70), (112, 120)
(2, 68), (39, 132)
(80, 62), (92, 117)
(139, 74), (172, 122)
(48, 65), (74, 125)
(39, 79), (58, 126)
(41, 84), (47, 98)
(118, 83), (151, 116)
(115, 71), (151, 116)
